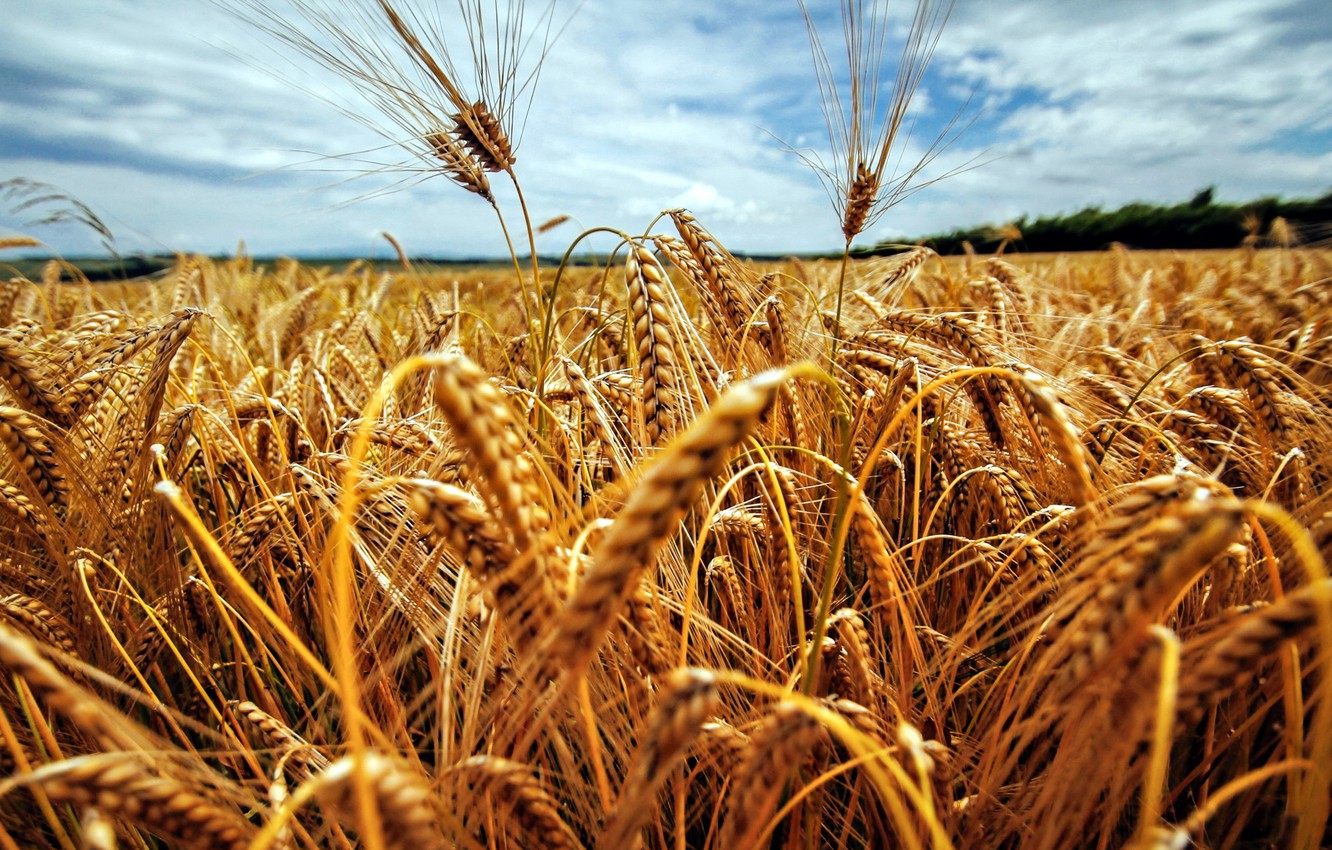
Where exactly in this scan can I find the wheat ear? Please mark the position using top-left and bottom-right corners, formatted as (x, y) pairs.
(452, 755), (584, 850)
(0, 593), (75, 655)
(0, 406), (68, 510)
(0, 336), (64, 423)
(429, 352), (560, 645)
(1176, 579), (1332, 728)
(597, 668), (719, 850)
(229, 699), (330, 777)
(718, 701), (827, 848)
(543, 368), (789, 680)
(626, 242), (682, 446)
(5, 756), (255, 850)
(404, 478), (557, 644)
(315, 752), (449, 850)
(1047, 490), (1246, 693)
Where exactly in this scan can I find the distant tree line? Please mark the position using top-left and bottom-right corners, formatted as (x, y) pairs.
(867, 188), (1332, 255)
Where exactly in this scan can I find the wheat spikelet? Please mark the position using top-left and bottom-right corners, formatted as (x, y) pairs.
(228, 491), (299, 566)
(0, 476), (53, 539)
(874, 311), (1010, 447)
(0, 336), (64, 423)
(1214, 338), (1291, 439)
(229, 699), (329, 776)
(427, 353), (560, 648)
(1175, 578), (1332, 728)
(710, 504), (766, 536)
(544, 368), (788, 680)
(155, 403), (199, 476)
(7, 756), (255, 850)
(315, 751), (448, 850)
(425, 130), (494, 199)
(0, 406), (68, 510)
(1046, 489), (1246, 693)
(666, 210), (760, 339)
(851, 493), (905, 614)
(842, 161), (880, 240)
(59, 319), (167, 419)
(430, 353), (549, 552)
(452, 755), (583, 850)
(0, 593), (74, 655)
(0, 280), (23, 325)
(626, 242), (682, 446)
(828, 608), (875, 705)
(705, 555), (751, 629)
(652, 234), (729, 334)
(335, 417), (439, 457)
(624, 579), (667, 677)
(169, 256), (201, 312)
(763, 295), (790, 365)
(593, 371), (641, 409)
(405, 477), (558, 644)
(560, 355), (631, 474)
(597, 668), (719, 850)
(1013, 368), (1096, 505)
(278, 287), (321, 361)
(453, 99), (516, 172)
(718, 701), (828, 848)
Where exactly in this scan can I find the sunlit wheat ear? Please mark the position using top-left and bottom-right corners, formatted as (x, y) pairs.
(229, 699), (330, 778)
(798, 0), (961, 243)
(425, 130), (493, 200)
(405, 478), (514, 571)
(842, 161), (880, 241)
(828, 608), (875, 706)
(0, 406), (68, 510)
(0, 475), (50, 539)
(1214, 338), (1292, 439)
(428, 350), (560, 564)
(0, 593), (75, 655)
(453, 100), (515, 172)
(1012, 368), (1096, 506)
(1045, 490), (1246, 693)
(718, 702), (828, 849)
(626, 242), (682, 446)
(559, 355), (632, 473)
(404, 477), (557, 645)
(1176, 578), (1332, 728)
(598, 669), (719, 850)
(59, 309), (196, 425)
(542, 368), (791, 682)
(0, 335), (64, 423)
(666, 210), (763, 339)
(4, 756), (256, 850)
(706, 555), (751, 628)
(874, 310), (1010, 446)
(451, 755), (583, 850)
(316, 752), (449, 850)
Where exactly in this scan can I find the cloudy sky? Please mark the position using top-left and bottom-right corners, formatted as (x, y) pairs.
(2, 0), (1329, 258)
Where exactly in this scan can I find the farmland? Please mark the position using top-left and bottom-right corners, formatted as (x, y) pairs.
(0, 238), (1330, 848)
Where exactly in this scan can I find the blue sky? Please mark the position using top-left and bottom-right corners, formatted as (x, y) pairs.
(2, 0), (1329, 258)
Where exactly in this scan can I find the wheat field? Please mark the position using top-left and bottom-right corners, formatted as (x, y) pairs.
(4, 0), (1332, 846)
(0, 236), (1330, 850)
